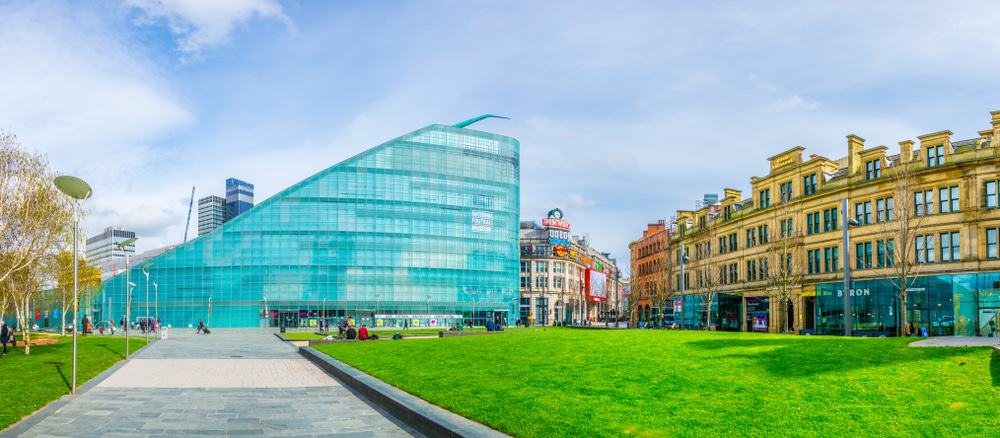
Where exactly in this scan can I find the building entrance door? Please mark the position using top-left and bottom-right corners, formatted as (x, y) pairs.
(979, 307), (1000, 337)
(802, 297), (816, 331)
(278, 311), (298, 329)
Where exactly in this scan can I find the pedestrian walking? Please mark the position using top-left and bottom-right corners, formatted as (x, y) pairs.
(81, 315), (91, 336)
(1, 321), (10, 356)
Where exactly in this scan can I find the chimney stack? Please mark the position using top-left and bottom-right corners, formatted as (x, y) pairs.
(991, 110), (1000, 144)
(847, 134), (865, 175)
(899, 140), (915, 163)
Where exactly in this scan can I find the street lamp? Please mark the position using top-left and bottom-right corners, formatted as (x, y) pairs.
(53, 175), (92, 396)
(126, 281), (135, 355)
(116, 237), (137, 358)
(679, 243), (689, 330)
(141, 264), (152, 343)
(152, 281), (158, 330)
(841, 198), (861, 336)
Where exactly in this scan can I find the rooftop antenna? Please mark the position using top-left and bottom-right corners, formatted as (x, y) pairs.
(452, 114), (510, 128)
(183, 186), (195, 242)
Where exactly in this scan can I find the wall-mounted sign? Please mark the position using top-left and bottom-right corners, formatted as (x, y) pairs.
(585, 268), (608, 302)
(836, 289), (871, 297)
(471, 210), (494, 233)
(548, 229), (570, 240)
(553, 245), (569, 257)
(549, 238), (571, 247)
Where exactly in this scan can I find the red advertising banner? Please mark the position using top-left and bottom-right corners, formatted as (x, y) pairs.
(585, 268), (608, 302)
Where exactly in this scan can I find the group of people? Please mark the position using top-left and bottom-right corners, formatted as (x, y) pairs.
(116, 316), (159, 334)
(334, 317), (372, 341)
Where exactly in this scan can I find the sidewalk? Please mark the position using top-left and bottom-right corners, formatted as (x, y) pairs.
(909, 336), (1000, 348)
(11, 331), (418, 437)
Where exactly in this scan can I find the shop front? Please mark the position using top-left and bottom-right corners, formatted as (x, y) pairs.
(815, 272), (1000, 336)
(677, 293), (742, 331)
(746, 296), (769, 333)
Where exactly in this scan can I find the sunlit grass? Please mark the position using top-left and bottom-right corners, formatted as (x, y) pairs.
(316, 328), (1000, 437)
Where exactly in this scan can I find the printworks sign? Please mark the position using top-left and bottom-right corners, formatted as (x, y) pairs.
(542, 208), (570, 230)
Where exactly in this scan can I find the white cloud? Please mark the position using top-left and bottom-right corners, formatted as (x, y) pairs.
(0, 2), (192, 252)
(125, 0), (293, 57)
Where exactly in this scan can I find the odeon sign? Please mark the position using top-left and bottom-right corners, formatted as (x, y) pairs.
(836, 288), (871, 297)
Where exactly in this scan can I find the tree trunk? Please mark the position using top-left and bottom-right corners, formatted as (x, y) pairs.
(900, 284), (910, 336)
(14, 299), (30, 355)
(706, 305), (712, 331)
(61, 301), (68, 336)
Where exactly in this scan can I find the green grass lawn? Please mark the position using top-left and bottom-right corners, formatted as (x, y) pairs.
(314, 328), (1000, 437)
(0, 335), (149, 430)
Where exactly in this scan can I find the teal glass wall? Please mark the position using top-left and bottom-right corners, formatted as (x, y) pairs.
(815, 272), (1000, 336)
(94, 124), (520, 328)
(677, 293), (742, 331)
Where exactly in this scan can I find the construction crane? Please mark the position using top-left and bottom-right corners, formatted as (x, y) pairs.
(183, 186), (195, 242)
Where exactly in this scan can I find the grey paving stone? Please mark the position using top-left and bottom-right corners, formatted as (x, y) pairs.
(16, 331), (419, 437)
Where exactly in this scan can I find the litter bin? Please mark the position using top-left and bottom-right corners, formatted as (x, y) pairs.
(160, 327), (168, 340)
(280, 325), (286, 333)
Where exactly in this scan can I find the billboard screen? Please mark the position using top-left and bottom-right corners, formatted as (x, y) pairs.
(586, 269), (608, 302)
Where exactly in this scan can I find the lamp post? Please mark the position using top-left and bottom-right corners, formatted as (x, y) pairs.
(53, 175), (92, 395)
(116, 237), (137, 358)
(841, 198), (860, 336)
(679, 243), (689, 330)
(153, 281), (158, 330)
(141, 265), (151, 343)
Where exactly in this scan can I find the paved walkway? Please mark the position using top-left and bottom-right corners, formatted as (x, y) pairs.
(909, 336), (1000, 348)
(14, 330), (418, 437)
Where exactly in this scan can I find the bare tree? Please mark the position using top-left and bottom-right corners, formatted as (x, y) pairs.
(54, 251), (102, 335)
(764, 199), (803, 334)
(1, 258), (50, 354)
(695, 226), (722, 330)
(877, 161), (927, 337)
(0, 132), (72, 284)
(654, 250), (674, 328)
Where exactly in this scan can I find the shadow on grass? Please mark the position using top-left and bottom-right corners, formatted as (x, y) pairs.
(100, 344), (125, 359)
(685, 337), (969, 379)
(991, 349), (1000, 387)
(41, 361), (70, 391)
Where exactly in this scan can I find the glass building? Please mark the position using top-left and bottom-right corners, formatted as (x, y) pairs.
(94, 121), (520, 328)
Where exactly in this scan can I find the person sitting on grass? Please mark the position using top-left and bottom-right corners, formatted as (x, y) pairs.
(346, 325), (357, 340)
(338, 318), (348, 336)
(358, 324), (369, 341)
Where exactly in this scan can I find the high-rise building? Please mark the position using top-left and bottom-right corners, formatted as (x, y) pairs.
(225, 178), (254, 221)
(198, 195), (226, 236)
(85, 226), (136, 272)
(96, 118), (520, 328)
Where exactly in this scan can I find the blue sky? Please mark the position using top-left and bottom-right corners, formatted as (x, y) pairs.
(2, 1), (1000, 271)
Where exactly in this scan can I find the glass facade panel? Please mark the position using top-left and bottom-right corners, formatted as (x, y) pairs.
(816, 272), (1000, 337)
(95, 123), (520, 328)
